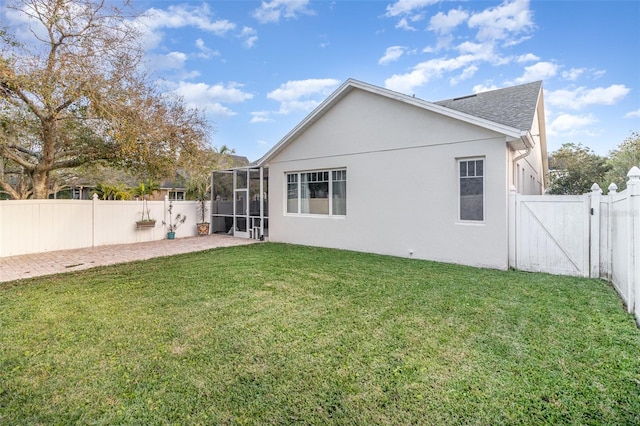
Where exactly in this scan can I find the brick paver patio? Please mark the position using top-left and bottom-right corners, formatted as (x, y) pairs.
(0, 235), (258, 283)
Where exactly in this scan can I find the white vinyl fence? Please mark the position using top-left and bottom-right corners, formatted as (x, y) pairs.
(510, 166), (640, 323)
(0, 195), (204, 257)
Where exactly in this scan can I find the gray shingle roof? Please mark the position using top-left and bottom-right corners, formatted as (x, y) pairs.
(434, 81), (542, 132)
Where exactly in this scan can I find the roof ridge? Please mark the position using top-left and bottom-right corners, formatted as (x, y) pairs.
(434, 80), (542, 104)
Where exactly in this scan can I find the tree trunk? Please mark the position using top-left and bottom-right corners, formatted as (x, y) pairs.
(31, 170), (50, 199)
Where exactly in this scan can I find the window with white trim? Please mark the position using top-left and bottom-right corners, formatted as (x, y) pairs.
(169, 190), (185, 200)
(286, 169), (346, 216)
(459, 158), (484, 221)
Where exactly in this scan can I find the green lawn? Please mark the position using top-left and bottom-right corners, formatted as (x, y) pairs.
(1, 243), (639, 425)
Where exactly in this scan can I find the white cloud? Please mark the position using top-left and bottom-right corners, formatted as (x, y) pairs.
(450, 65), (479, 85)
(385, 0), (438, 30)
(624, 109), (640, 118)
(240, 26), (258, 48)
(503, 34), (532, 47)
(468, 0), (534, 42)
(424, 34), (456, 52)
(133, 4), (258, 58)
(547, 85), (630, 109)
(181, 70), (202, 80)
(513, 61), (558, 83)
(195, 39), (220, 59)
(146, 51), (194, 74)
(429, 8), (469, 35)
(172, 81), (253, 117)
(267, 78), (340, 114)
(547, 113), (597, 135)
(252, 0), (315, 24)
(593, 70), (607, 79)
(385, 0), (439, 17)
(379, 46), (406, 65)
(385, 0), (538, 93)
(141, 4), (235, 39)
(517, 53), (539, 63)
(455, 41), (500, 63)
(164, 51), (188, 69)
(395, 17), (417, 31)
(250, 111), (273, 123)
(385, 55), (476, 93)
(473, 83), (499, 93)
(562, 68), (585, 81)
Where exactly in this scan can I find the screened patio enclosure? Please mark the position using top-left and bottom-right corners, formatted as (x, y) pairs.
(211, 167), (268, 239)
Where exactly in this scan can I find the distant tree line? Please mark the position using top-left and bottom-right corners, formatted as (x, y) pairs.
(547, 131), (640, 195)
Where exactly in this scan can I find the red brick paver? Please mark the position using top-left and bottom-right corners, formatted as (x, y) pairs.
(0, 235), (258, 283)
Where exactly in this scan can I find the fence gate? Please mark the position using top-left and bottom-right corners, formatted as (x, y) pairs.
(512, 194), (591, 277)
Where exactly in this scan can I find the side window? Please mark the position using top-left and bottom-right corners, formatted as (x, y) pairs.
(286, 169), (346, 216)
(331, 170), (347, 216)
(459, 158), (484, 221)
(287, 173), (298, 213)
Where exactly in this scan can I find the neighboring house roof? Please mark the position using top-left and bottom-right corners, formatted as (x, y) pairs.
(229, 154), (250, 167)
(159, 182), (186, 190)
(257, 79), (543, 167)
(434, 81), (542, 132)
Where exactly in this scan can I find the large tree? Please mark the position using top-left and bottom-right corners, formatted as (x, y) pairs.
(0, 0), (209, 199)
(604, 131), (640, 191)
(547, 143), (610, 195)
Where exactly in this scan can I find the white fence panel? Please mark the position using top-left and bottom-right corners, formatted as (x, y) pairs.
(598, 199), (610, 279)
(515, 194), (590, 277)
(40, 201), (94, 252)
(0, 197), (204, 257)
(0, 200), (93, 256)
(609, 192), (630, 305)
(635, 187), (640, 319)
(94, 200), (166, 246)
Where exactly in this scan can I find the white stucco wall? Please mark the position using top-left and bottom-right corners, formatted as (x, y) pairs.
(265, 89), (512, 269)
(512, 93), (546, 195)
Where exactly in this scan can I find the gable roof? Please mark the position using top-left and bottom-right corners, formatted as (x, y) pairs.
(257, 79), (542, 166)
(434, 81), (542, 132)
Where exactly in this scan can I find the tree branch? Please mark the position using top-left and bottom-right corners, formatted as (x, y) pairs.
(7, 144), (40, 159)
(0, 177), (21, 199)
(0, 146), (36, 171)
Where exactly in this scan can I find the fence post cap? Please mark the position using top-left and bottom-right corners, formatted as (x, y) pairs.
(607, 182), (618, 193)
(590, 183), (602, 193)
(627, 166), (640, 179)
(92, 193), (99, 200)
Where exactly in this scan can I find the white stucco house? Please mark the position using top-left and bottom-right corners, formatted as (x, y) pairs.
(212, 79), (548, 270)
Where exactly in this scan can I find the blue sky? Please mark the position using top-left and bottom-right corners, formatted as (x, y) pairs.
(5, 0), (640, 161)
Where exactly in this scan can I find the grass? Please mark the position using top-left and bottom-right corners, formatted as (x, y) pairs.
(1, 243), (639, 425)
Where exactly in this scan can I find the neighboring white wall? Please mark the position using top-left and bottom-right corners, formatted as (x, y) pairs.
(266, 89), (511, 270)
(511, 107), (545, 195)
(0, 198), (201, 257)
